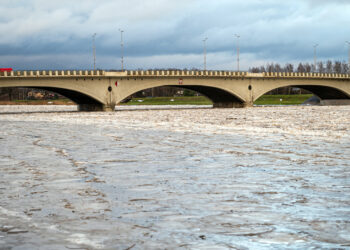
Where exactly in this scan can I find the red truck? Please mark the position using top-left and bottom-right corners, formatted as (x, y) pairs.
(0, 68), (13, 72)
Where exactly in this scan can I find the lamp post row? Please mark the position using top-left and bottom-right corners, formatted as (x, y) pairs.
(203, 38), (208, 71)
(346, 41), (350, 73)
(313, 42), (350, 73)
(313, 44), (318, 73)
(92, 33), (350, 73)
(91, 30), (124, 71)
(234, 34), (240, 72)
(92, 33), (96, 71)
(119, 29), (124, 72)
(202, 35), (240, 71)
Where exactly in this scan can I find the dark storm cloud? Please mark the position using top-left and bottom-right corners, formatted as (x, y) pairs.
(0, 0), (349, 70)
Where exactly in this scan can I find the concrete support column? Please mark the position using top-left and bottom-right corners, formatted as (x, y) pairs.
(78, 103), (116, 112)
(320, 99), (350, 106)
(213, 101), (251, 108)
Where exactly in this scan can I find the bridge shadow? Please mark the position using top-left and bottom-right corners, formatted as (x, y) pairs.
(115, 105), (213, 112)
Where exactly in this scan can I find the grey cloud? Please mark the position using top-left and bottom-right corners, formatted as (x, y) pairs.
(0, 0), (349, 70)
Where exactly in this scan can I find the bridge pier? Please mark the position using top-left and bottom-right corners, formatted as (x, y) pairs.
(320, 99), (350, 106)
(78, 103), (115, 112)
(213, 101), (252, 108)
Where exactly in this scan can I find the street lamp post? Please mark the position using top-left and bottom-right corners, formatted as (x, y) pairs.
(92, 33), (96, 71)
(313, 44), (318, 72)
(346, 41), (350, 74)
(203, 38), (208, 71)
(234, 34), (240, 72)
(119, 29), (124, 71)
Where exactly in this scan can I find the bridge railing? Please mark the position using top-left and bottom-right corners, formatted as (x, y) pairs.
(262, 72), (350, 79)
(0, 70), (105, 77)
(124, 70), (350, 79)
(1, 70), (349, 79)
(126, 70), (248, 77)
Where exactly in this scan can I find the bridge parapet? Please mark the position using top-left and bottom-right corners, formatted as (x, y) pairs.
(0, 70), (349, 79)
(262, 72), (350, 79)
(125, 70), (248, 77)
(123, 70), (350, 79)
(0, 70), (105, 77)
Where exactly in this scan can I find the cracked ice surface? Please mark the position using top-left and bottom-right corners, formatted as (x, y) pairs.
(0, 105), (350, 249)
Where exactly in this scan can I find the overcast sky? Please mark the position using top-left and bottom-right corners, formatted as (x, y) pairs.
(0, 0), (349, 70)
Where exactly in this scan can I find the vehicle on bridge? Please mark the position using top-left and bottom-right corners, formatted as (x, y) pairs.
(0, 68), (13, 72)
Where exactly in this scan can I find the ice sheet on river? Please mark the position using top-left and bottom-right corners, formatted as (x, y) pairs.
(0, 105), (350, 249)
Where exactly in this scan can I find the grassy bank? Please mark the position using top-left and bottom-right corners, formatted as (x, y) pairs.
(123, 96), (211, 105)
(0, 99), (73, 105)
(0, 94), (313, 106)
(254, 94), (313, 105)
(124, 94), (313, 106)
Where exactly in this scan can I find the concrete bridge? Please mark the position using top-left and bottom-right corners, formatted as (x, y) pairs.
(1, 69), (350, 111)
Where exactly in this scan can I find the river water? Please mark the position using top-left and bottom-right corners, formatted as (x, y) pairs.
(0, 105), (350, 249)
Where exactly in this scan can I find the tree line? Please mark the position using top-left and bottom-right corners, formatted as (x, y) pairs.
(249, 60), (349, 74)
(248, 60), (349, 95)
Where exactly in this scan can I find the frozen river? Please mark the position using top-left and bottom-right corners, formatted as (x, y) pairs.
(0, 105), (350, 249)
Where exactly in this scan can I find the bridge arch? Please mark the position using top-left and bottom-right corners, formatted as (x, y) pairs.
(1, 86), (106, 111)
(117, 79), (248, 108)
(253, 80), (350, 105)
(39, 87), (106, 111)
(0, 78), (111, 111)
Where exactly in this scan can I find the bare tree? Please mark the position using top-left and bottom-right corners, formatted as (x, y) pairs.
(249, 67), (260, 73)
(333, 61), (342, 73)
(305, 63), (312, 73)
(297, 63), (305, 73)
(341, 61), (349, 74)
(275, 63), (282, 72)
(284, 63), (294, 72)
(317, 62), (325, 73)
(266, 63), (274, 73)
(326, 60), (333, 73)
(259, 66), (266, 72)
